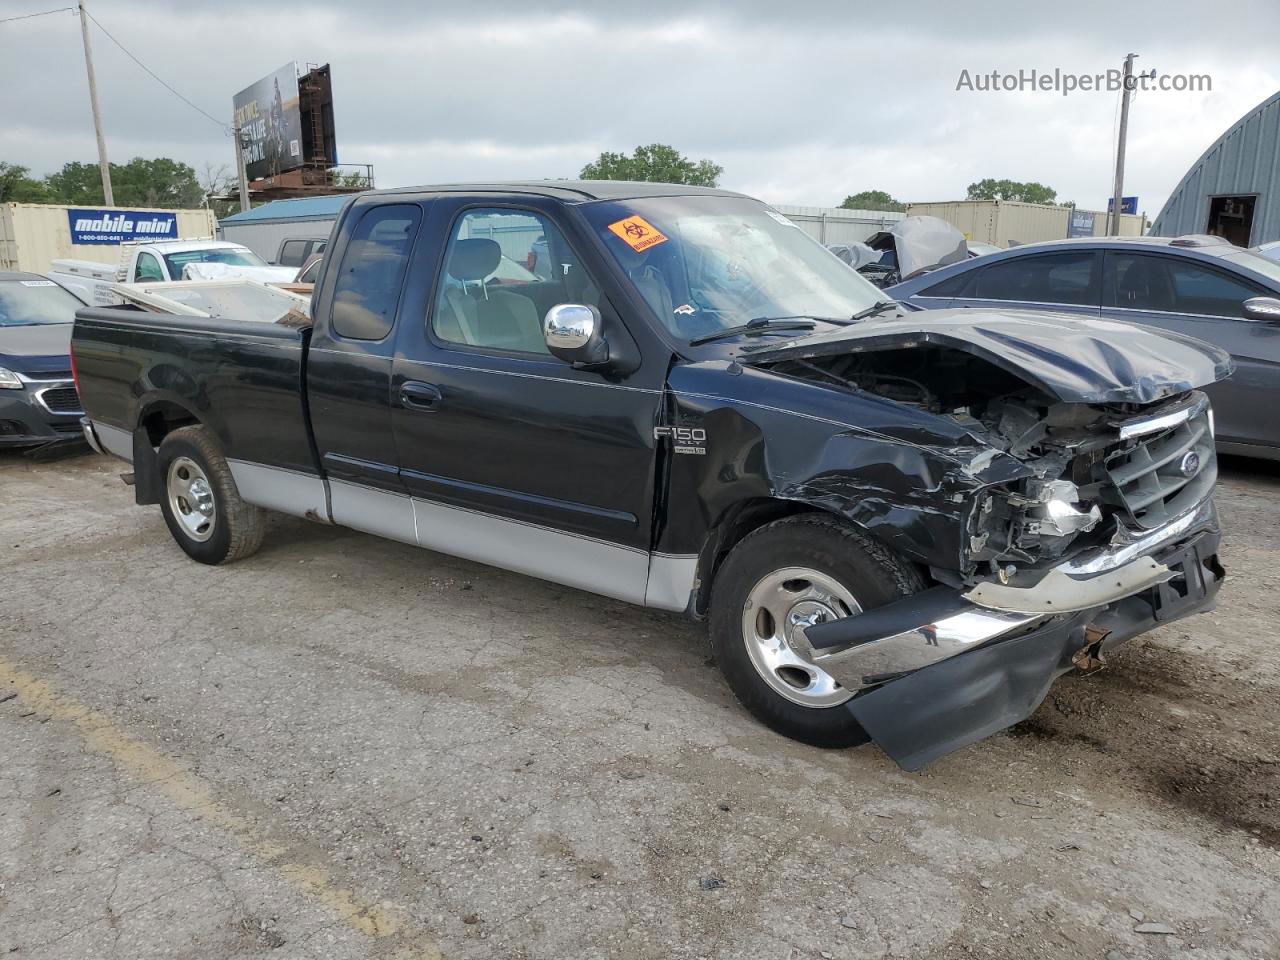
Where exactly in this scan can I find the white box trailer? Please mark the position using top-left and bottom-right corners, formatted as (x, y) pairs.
(904, 200), (1146, 247)
(0, 203), (216, 274)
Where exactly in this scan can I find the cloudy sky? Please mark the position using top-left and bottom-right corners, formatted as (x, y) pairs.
(3, 0), (1278, 217)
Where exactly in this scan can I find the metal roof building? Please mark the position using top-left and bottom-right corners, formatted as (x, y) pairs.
(1151, 90), (1280, 246)
(218, 194), (354, 261)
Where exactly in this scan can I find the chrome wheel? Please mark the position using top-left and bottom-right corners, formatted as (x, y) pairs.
(741, 566), (861, 708)
(166, 456), (216, 543)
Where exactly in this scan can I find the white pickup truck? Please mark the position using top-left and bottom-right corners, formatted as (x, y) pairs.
(51, 239), (297, 306)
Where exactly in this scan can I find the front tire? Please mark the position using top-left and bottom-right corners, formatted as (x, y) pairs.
(709, 513), (924, 747)
(157, 426), (264, 565)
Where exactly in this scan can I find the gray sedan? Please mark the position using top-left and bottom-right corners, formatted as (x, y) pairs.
(886, 235), (1280, 460)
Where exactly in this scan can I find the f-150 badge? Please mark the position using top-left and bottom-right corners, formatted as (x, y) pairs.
(654, 425), (706, 455)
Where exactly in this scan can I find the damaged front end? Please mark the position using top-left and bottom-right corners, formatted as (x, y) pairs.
(733, 312), (1230, 768)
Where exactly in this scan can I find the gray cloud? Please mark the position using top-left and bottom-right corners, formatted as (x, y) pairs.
(3, 0), (1278, 214)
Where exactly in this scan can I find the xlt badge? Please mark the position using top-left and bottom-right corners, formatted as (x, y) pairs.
(654, 426), (707, 455)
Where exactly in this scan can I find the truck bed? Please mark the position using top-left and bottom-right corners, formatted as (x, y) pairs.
(73, 305), (317, 478)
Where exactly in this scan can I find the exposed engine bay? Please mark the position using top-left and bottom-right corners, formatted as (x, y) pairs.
(755, 344), (1217, 578)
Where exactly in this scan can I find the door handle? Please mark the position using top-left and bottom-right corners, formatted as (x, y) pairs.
(399, 381), (443, 411)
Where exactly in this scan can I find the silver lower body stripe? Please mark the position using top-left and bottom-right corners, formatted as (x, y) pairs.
(411, 497), (651, 605)
(90, 420), (133, 462)
(228, 460), (329, 522)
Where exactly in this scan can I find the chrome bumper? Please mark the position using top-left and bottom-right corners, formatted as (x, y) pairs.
(799, 499), (1219, 692)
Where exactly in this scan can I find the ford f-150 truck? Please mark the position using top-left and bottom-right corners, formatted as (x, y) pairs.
(71, 181), (1229, 769)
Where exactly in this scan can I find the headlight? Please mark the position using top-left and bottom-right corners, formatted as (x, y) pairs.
(1208, 408), (1216, 438)
(0, 367), (24, 390)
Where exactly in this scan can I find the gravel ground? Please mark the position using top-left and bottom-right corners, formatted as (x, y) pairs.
(1, 449), (1278, 960)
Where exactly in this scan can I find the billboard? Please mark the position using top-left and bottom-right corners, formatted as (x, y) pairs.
(67, 208), (178, 245)
(1107, 196), (1139, 215)
(1067, 209), (1096, 238)
(233, 62), (304, 181)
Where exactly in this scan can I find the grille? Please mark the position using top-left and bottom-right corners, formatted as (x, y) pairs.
(38, 385), (83, 415)
(1101, 405), (1215, 530)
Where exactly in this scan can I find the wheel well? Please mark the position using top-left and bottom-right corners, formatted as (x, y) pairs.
(139, 402), (198, 446)
(692, 499), (820, 618)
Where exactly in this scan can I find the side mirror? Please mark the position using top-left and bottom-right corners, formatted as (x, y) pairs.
(1242, 297), (1280, 322)
(544, 303), (610, 367)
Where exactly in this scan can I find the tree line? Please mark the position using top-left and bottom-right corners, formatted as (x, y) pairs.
(4, 146), (1062, 216)
(0, 158), (212, 208)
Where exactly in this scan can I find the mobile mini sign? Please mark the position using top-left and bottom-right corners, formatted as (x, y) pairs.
(67, 209), (178, 245)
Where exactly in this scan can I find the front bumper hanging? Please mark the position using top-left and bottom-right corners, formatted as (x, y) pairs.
(801, 503), (1224, 770)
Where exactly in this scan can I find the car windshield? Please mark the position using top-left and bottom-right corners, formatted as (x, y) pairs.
(580, 195), (883, 342)
(163, 247), (267, 276)
(0, 279), (81, 326)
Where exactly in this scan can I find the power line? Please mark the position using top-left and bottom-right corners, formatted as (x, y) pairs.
(82, 9), (231, 134)
(0, 5), (74, 24)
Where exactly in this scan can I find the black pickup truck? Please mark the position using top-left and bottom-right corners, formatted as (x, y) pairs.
(72, 181), (1229, 769)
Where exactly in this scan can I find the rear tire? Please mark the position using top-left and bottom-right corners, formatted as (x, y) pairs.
(709, 513), (924, 747)
(157, 426), (264, 565)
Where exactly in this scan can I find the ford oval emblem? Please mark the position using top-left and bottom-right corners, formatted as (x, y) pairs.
(1178, 451), (1201, 478)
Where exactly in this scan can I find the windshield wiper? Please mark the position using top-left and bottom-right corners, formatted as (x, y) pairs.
(688, 317), (817, 346)
(849, 300), (900, 322)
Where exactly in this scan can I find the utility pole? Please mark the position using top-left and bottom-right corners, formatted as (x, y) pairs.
(233, 124), (251, 212)
(77, 0), (113, 206)
(1110, 52), (1137, 235)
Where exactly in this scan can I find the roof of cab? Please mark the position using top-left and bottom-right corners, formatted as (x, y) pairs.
(0, 271), (50, 283)
(368, 180), (748, 203)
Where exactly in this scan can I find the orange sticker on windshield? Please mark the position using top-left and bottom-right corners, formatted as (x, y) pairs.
(607, 215), (668, 252)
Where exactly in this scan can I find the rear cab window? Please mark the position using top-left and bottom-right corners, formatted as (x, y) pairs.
(330, 204), (422, 341)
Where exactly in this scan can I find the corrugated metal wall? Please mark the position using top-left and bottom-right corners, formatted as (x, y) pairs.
(1151, 91), (1280, 244)
(771, 205), (906, 244)
(0, 204), (217, 274)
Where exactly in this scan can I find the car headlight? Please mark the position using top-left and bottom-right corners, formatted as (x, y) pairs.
(0, 367), (24, 390)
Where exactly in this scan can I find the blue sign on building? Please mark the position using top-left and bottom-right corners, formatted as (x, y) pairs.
(67, 209), (178, 245)
(1106, 196), (1139, 216)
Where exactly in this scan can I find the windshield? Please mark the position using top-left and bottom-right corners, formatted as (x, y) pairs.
(580, 196), (883, 342)
(163, 247), (267, 276)
(0, 279), (82, 326)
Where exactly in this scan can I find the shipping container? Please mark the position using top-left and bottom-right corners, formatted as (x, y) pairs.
(0, 203), (217, 275)
(905, 200), (1145, 247)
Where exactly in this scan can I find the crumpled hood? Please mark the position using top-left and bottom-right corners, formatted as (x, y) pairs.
(744, 308), (1233, 405)
(0, 322), (72, 371)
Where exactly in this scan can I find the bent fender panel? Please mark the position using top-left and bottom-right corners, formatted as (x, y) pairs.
(656, 363), (1029, 572)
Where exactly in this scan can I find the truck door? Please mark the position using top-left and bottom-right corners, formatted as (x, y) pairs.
(389, 196), (666, 605)
(307, 201), (426, 543)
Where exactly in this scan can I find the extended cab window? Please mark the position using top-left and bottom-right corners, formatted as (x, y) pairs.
(1109, 253), (1265, 317)
(973, 252), (1099, 305)
(331, 204), (421, 341)
(135, 252), (165, 282)
(431, 208), (597, 355)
